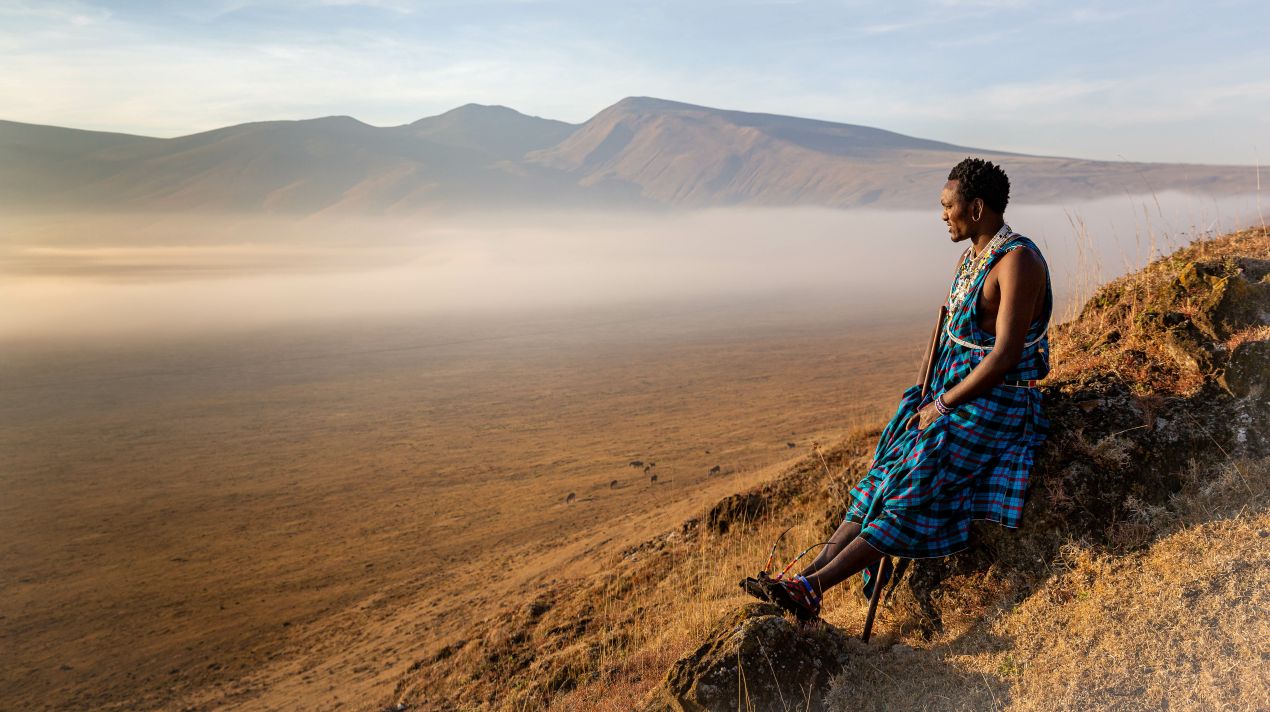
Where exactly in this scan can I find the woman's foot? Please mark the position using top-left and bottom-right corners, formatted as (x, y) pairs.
(770, 575), (821, 621)
(739, 572), (779, 603)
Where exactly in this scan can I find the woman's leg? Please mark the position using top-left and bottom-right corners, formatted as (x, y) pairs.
(796, 520), (861, 578)
(802, 535), (885, 597)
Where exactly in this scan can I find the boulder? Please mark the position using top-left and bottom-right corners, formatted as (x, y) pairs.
(1220, 339), (1270, 398)
(643, 602), (851, 712)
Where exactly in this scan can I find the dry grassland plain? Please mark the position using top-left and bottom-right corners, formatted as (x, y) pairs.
(1, 292), (926, 710)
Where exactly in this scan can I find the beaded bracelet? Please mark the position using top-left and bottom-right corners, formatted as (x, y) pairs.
(934, 393), (954, 416)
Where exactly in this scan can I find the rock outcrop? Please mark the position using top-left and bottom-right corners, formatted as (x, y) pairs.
(642, 603), (853, 712)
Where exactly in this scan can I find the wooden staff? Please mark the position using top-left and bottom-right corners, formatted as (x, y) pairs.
(861, 556), (893, 642)
(866, 305), (948, 642)
(919, 305), (948, 400)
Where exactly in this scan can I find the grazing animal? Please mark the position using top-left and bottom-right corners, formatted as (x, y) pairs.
(609, 479), (619, 489)
(649, 462), (656, 467)
(650, 473), (658, 483)
(643, 465), (651, 474)
(786, 441), (796, 448)
(565, 492), (577, 504)
(629, 460), (643, 468)
(708, 465), (722, 476)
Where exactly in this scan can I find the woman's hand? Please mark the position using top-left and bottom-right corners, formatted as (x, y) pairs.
(908, 401), (944, 432)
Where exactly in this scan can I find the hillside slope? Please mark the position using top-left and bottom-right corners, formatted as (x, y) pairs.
(392, 227), (1268, 711)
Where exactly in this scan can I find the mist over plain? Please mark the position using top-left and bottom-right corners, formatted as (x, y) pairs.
(1, 191), (1264, 345)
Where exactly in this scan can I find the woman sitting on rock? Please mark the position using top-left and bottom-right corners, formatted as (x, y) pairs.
(745, 157), (1052, 620)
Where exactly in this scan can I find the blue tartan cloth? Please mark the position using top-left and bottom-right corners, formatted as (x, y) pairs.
(845, 230), (1051, 587)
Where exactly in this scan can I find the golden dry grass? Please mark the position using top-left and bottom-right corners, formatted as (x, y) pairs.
(1047, 227), (1269, 396)
(533, 449), (1267, 712)
(818, 456), (1269, 712)
(383, 436), (882, 710)
(536, 451), (1269, 712)
(532, 436), (889, 712)
(1000, 514), (1269, 711)
(997, 457), (1269, 711)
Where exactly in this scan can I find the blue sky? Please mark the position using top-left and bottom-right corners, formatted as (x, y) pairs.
(2, 0), (1267, 164)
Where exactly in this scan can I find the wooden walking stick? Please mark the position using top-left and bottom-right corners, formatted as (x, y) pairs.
(863, 305), (946, 642)
(860, 556), (892, 642)
(920, 305), (948, 400)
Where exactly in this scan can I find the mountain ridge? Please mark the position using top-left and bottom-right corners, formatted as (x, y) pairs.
(1, 97), (1259, 214)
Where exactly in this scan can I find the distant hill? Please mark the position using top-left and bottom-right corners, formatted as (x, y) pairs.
(1, 97), (1259, 213)
(401, 103), (575, 160)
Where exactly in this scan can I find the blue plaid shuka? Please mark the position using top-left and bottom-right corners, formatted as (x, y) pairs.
(845, 225), (1051, 570)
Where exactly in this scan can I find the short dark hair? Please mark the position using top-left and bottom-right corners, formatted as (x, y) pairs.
(947, 157), (1010, 214)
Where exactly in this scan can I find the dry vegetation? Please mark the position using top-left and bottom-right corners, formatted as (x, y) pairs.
(999, 494), (1268, 711)
(1049, 228), (1270, 396)
(824, 446), (1268, 711)
(414, 440), (1268, 712)
(399, 434), (891, 711)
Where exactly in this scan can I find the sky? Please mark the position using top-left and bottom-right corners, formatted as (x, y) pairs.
(2, 0), (1267, 165)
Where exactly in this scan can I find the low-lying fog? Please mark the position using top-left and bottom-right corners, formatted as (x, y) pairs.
(2, 191), (1264, 342)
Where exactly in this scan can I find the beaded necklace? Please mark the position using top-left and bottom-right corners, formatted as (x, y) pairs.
(946, 223), (1013, 312)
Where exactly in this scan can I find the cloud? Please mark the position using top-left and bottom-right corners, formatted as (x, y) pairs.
(0, 0), (111, 25)
(315, 0), (417, 10)
(1063, 7), (1137, 23)
(932, 0), (1031, 8)
(979, 79), (1118, 110)
(0, 8), (674, 133)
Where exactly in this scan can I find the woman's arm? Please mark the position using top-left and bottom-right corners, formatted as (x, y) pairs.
(913, 247), (1045, 430)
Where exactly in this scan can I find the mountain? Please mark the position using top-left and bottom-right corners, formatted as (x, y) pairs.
(0, 98), (1258, 213)
(399, 103), (576, 160)
(526, 97), (1257, 208)
(0, 109), (579, 213)
(525, 96), (994, 206)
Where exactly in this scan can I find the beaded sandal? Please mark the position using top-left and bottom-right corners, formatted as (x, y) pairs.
(737, 528), (830, 621)
(770, 574), (821, 621)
